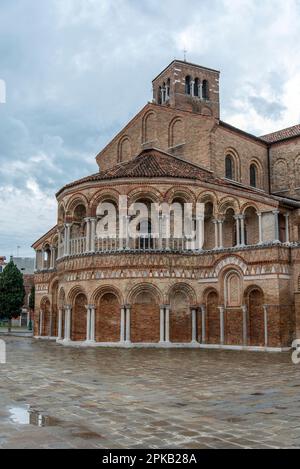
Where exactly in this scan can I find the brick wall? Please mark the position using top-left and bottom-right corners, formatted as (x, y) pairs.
(96, 293), (120, 342)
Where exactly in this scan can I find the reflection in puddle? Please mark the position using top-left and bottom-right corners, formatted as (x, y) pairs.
(8, 405), (60, 427)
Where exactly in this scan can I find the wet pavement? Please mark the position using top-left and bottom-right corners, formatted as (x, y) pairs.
(0, 336), (300, 448)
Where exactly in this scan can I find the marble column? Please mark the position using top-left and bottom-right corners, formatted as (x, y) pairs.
(235, 216), (240, 246)
(195, 215), (204, 251)
(57, 308), (63, 340)
(257, 212), (263, 244)
(125, 305), (131, 343)
(90, 305), (96, 342)
(218, 219), (224, 249)
(284, 213), (290, 243)
(64, 305), (72, 341)
(85, 218), (91, 252)
(165, 305), (170, 343)
(273, 210), (280, 243)
(120, 306), (126, 342)
(160, 306), (165, 342)
(85, 305), (91, 341)
(213, 219), (219, 249)
(65, 223), (71, 256)
(90, 218), (96, 252)
(191, 308), (197, 343)
(190, 80), (195, 97)
(240, 215), (245, 246)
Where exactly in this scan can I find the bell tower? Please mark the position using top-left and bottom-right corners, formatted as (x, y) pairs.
(152, 59), (220, 119)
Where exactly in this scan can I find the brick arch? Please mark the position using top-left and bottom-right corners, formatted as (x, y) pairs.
(142, 110), (157, 143)
(91, 285), (124, 305)
(164, 186), (196, 205)
(168, 283), (197, 343)
(66, 193), (89, 213)
(90, 188), (121, 217)
(127, 283), (162, 343)
(67, 285), (87, 304)
(127, 186), (163, 205)
(214, 255), (247, 276)
(71, 292), (88, 341)
(168, 117), (185, 148)
(118, 135), (132, 163)
(167, 282), (197, 304)
(93, 286), (122, 343)
(197, 190), (218, 207)
(218, 196), (240, 216)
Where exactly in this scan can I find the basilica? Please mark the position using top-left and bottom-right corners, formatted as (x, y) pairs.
(32, 59), (300, 350)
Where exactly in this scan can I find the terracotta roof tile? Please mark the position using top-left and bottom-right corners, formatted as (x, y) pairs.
(260, 124), (300, 143)
(56, 148), (269, 201)
(57, 149), (215, 195)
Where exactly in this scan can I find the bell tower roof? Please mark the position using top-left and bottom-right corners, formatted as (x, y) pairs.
(152, 59), (220, 119)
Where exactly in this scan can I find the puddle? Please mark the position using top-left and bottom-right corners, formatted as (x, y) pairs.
(8, 405), (60, 427)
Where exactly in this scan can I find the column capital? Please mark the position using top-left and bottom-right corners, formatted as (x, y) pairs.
(284, 212), (290, 218)
(272, 209), (280, 215)
(218, 305), (225, 313)
(241, 304), (247, 313)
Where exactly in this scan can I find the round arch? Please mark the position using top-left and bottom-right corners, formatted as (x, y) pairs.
(90, 188), (121, 217)
(128, 283), (162, 343)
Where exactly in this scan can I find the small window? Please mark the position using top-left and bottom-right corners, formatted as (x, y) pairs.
(250, 164), (257, 187)
(185, 76), (191, 95)
(202, 80), (209, 100)
(225, 155), (234, 179)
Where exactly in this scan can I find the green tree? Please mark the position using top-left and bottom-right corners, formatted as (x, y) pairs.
(28, 285), (35, 331)
(0, 260), (25, 332)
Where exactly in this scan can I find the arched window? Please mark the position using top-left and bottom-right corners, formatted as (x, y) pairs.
(185, 76), (191, 95)
(202, 80), (209, 100)
(157, 86), (162, 105)
(250, 164), (257, 187)
(166, 78), (170, 100)
(225, 155), (234, 179)
(194, 78), (199, 97)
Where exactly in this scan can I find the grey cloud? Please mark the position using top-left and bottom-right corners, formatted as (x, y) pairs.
(248, 96), (286, 120)
(0, 0), (300, 258)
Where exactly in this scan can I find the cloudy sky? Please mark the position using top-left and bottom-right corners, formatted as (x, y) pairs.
(0, 0), (300, 259)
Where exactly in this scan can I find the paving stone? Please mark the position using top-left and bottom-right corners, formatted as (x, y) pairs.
(0, 337), (299, 448)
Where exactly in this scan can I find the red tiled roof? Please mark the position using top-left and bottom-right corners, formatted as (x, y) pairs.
(260, 124), (300, 143)
(57, 148), (215, 195)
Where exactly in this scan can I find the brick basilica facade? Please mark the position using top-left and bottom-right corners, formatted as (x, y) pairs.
(32, 60), (300, 350)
